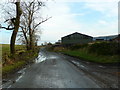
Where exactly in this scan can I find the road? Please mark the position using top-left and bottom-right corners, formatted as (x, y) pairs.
(2, 48), (119, 88)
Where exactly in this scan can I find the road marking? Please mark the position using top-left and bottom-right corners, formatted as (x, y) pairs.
(16, 75), (23, 82)
(17, 68), (26, 74)
(72, 61), (79, 65)
(7, 85), (11, 88)
(80, 65), (85, 68)
(98, 66), (104, 68)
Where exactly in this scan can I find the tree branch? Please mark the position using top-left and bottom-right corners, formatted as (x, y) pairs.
(33, 16), (52, 30)
(0, 25), (14, 30)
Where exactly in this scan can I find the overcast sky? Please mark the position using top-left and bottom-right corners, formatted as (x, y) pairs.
(0, 0), (119, 44)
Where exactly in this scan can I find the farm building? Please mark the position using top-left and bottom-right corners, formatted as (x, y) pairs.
(93, 35), (118, 41)
(113, 34), (120, 43)
(61, 32), (93, 46)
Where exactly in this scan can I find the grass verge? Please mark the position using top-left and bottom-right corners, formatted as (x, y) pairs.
(62, 50), (120, 64)
(3, 61), (25, 76)
(49, 46), (120, 64)
(2, 44), (40, 78)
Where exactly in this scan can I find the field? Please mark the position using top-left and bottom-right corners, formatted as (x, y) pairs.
(1, 44), (39, 78)
(0, 44), (2, 61)
(2, 44), (26, 56)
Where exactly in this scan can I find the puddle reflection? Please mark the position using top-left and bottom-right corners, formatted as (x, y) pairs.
(35, 52), (46, 63)
(49, 56), (57, 59)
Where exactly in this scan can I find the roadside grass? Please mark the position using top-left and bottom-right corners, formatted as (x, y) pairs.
(2, 61), (25, 76)
(62, 49), (120, 64)
(2, 44), (40, 78)
(49, 46), (120, 64)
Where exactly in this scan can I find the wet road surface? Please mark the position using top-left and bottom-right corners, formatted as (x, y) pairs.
(3, 48), (102, 88)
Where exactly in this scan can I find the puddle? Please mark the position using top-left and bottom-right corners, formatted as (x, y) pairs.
(49, 56), (57, 59)
(35, 52), (46, 63)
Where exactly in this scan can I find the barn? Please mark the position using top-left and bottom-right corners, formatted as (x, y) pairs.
(61, 32), (93, 46)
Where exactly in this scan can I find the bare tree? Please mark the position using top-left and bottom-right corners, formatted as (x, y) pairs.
(0, 0), (22, 54)
(19, 0), (51, 50)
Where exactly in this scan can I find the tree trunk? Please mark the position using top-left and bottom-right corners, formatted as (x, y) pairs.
(25, 36), (29, 50)
(10, 1), (22, 54)
(10, 28), (18, 54)
(29, 30), (33, 50)
(22, 30), (30, 50)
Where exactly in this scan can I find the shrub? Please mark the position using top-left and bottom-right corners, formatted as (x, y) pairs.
(88, 42), (119, 55)
(54, 47), (66, 52)
(69, 44), (88, 50)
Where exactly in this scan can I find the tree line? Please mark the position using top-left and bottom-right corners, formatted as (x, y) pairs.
(0, 0), (51, 54)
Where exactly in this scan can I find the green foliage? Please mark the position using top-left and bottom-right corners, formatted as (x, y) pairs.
(55, 42), (120, 64)
(88, 42), (120, 55)
(2, 44), (26, 64)
(2, 61), (25, 75)
(63, 50), (120, 64)
(46, 46), (54, 51)
(2, 44), (40, 77)
(69, 44), (88, 50)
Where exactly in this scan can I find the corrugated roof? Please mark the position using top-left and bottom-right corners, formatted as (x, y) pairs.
(93, 35), (118, 40)
(62, 32), (93, 38)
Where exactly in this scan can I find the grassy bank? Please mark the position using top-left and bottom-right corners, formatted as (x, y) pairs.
(50, 42), (120, 64)
(2, 44), (40, 78)
(62, 49), (120, 64)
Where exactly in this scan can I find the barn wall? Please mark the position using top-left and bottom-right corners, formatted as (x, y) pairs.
(62, 33), (93, 45)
